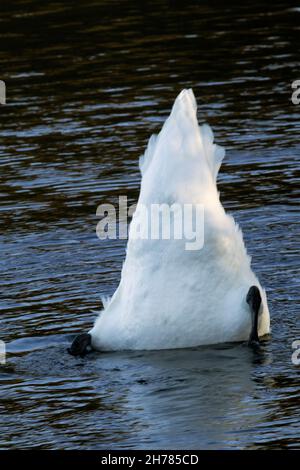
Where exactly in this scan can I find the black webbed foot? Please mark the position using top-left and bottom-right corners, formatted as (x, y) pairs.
(68, 333), (92, 357)
(246, 285), (261, 347)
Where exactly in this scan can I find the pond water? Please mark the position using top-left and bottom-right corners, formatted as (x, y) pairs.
(0, 0), (299, 449)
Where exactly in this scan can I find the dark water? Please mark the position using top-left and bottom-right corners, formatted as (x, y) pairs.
(0, 0), (299, 449)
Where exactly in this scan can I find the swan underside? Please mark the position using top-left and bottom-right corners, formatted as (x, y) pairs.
(68, 285), (263, 356)
(68, 89), (270, 354)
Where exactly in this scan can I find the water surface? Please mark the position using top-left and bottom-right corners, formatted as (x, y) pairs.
(0, 0), (299, 449)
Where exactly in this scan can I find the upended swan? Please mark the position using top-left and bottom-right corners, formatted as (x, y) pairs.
(69, 89), (270, 356)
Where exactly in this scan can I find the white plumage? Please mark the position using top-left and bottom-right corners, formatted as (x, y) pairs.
(90, 89), (270, 350)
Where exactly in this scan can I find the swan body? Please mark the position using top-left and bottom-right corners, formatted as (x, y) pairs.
(89, 89), (270, 351)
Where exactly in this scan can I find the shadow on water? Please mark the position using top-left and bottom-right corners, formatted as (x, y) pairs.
(0, 0), (299, 450)
(1, 334), (299, 449)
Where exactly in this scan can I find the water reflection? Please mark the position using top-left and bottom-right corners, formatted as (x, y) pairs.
(1, 339), (298, 449)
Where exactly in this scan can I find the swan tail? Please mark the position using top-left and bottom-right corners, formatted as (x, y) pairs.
(139, 133), (157, 175)
(100, 295), (111, 309)
(139, 89), (225, 181)
(171, 89), (225, 179)
(199, 123), (225, 180)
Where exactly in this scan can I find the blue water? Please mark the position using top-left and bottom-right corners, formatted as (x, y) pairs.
(0, 0), (299, 449)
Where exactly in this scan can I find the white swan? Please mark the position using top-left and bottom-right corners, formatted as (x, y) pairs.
(69, 89), (270, 355)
